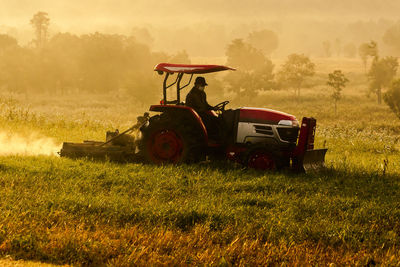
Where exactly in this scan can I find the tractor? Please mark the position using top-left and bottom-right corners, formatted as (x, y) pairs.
(60, 63), (327, 172)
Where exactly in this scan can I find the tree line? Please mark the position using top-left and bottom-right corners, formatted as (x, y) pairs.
(0, 12), (191, 103)
(1, 12), (400, 119)
(225, 37), (400, 119)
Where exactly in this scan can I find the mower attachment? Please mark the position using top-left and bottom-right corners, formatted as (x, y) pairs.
(59, 113), (149, 162)
(60, 141), (137, 162)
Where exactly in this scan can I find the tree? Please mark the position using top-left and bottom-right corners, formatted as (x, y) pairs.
(0, 34), (17, 50)
(169, 50), (191, 64)
(383, 23), (400, 55)
(367, 41), (378, 57)
(0, 43), (34, 94)
(358, 41), (378, 72)
(327, 70), (349, 115)
(225, 39), (275, 98)
(368, 56), (398, 104)
(131, 27), (154, 47)
(384, 79), (400, 119)
(30, 11), (50, 49)
(79, 33), (128, 93)
(246, 29), (279, 56)
(343, 43), (357, 58)
(322, 41), (331, 57)
(277, 54), (315, 97)
(226, 38), (266, 71)
(334, 38), (341, 57)
(0, 34), (18, 59)
(225, 60), (275, 98)
(46, 33), (83, 94)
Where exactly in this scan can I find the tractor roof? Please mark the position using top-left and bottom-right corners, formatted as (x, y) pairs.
(154, 63), (235, 74)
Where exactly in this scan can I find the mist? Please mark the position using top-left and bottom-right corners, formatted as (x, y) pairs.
(0, 132), (60, 156)
(1, 0), (400, 57)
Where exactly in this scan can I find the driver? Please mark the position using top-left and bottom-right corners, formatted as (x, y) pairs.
(185, 76), (214, 112)
(186, 76), (221, 140)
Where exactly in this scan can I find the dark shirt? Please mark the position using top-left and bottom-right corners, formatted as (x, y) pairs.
(185, 87), (213, 113)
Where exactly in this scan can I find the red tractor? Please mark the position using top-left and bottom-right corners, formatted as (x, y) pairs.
(60, 63), (327, 172)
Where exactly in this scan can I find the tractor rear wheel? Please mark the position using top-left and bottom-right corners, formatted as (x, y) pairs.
(141, 114), (205, 164)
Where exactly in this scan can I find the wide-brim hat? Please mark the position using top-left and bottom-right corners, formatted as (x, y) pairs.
(195, 76), (208, 86)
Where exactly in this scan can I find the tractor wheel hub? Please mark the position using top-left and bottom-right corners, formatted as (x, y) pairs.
(247, 150), (276, 170)
(150, 130), (183, 162)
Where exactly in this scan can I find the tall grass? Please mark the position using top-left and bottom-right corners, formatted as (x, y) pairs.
(0, 61), (400, 264)
(0, 157), (399, 265)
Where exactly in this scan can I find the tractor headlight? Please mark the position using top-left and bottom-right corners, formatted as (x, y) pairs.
(278, 120), (299, 127)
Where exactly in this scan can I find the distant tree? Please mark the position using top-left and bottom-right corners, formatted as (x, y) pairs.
(277, 53), (315, 97)
(368, 56), (398, 104)
(322, 41), (331, 57)
(225, 39), (275, 97)
(384, 79), (400, 119)
(383, 23), (400, 55)
(30, 11), (50, 49)
(358, 41), (378, 72)
(358, 43), (369, 70)
(131, 27), (154, 47)
(0, 43), (33, 94)
(78, 33), (130, 93)
(226, 38), (266, 71)
(247, 29), (279, 56)
(343, 43), (357, 58)
(367, 41), (378, 57)
(327, 70), (349, 115)
(47, 33), (83, 94)
(225, 60), (275, 98)
(169, 50), (191, 64)
(334, 38), (341, 57)
(0, 34), (17, 50)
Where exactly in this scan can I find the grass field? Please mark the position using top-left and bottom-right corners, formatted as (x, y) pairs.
(1, 58), (400, 265)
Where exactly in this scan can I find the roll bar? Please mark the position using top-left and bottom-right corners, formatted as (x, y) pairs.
(155, 63), (235, 105)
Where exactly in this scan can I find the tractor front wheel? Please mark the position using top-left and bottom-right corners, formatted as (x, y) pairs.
(246, 148), (277, 171)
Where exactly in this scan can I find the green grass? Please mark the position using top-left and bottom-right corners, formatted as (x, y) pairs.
(1, 62), (400, 264)
(0, 156), (399, 265)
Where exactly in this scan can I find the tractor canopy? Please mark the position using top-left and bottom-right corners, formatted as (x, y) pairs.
(154, 63), (235, 104)
(154, 63), (235, 74)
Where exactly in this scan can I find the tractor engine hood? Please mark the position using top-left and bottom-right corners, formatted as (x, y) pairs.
(239, 107), (299, 126)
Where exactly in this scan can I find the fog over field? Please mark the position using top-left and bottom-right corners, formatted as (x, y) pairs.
(1, 0), (400, 57)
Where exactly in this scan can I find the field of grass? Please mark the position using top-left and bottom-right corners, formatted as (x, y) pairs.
(0, 58), (400, 265)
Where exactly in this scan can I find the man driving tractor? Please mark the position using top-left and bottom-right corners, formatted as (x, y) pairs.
(186, 76), (221, 140)
(185, 77), (214, 111)
(60, 63), (327, 172)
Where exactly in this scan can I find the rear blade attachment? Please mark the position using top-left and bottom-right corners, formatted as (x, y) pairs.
(302, 148), (327, 173)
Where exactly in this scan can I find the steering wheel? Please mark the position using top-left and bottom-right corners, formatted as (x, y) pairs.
(213, 101), (230, 112)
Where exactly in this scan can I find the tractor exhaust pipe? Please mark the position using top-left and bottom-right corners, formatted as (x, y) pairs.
(292, 117), (327, 173)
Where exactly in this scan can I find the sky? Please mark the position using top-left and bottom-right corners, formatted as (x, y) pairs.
(1, 0), (399, 57)
(1, 0), (399, 28)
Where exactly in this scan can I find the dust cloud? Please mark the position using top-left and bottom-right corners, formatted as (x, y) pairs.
(0, 132), (60, 156)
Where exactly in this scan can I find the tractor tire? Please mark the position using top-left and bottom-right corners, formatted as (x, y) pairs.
(140, 114), (206, 164)
(244, 145), (286, 171)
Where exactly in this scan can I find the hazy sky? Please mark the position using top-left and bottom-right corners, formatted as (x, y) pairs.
(1, 0), (399, 57)
(1, 0), (399, 29)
